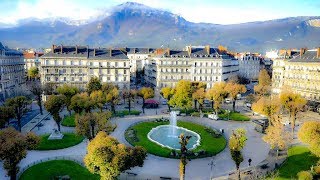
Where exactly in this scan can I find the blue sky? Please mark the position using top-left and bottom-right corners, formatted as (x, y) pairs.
(0, 0), (319, 24)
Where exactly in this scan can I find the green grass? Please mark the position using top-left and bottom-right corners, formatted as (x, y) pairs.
(218, 111), (250, 121)
(20, 160), (99, 180)
(37, 133), (85, 150)
(113, 110), (141, 117)
(61, 114), (76, 127)
(125, 121), (227, 158)
(273, 146), (319, 180)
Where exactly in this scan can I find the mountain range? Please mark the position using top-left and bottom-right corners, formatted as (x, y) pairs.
(1, 2), (320, 52)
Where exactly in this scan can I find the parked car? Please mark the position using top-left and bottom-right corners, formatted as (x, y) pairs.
(246, 103), (252, 108)
(225, 99), (231, 104)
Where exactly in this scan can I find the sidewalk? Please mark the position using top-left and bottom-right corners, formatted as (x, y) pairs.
(21, 111), (50, 133)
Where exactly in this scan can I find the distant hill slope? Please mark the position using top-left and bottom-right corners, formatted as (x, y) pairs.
(1, 2), (320, 52)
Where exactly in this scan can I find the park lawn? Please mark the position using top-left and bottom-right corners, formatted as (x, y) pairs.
(125, 121), (227, 158)
(113, 110), (141, 117)
(61, 114), (76, 127)
(218, 111), (250, 121)
(37, 133), (84, 150)
(273, 146), (319, 180)
(20, 160), (99, 180)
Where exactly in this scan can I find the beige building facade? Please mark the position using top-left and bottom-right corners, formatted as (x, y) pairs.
(40, 45), (130, 91)
(272, 48), (320, 102)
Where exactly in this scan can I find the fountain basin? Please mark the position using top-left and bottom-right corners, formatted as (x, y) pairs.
(147, 125), (201, 150)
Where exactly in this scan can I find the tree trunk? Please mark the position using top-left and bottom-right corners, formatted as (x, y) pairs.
(68, 109), (71, 116)
(180, 159), (186, 180)
(142, 98), (145, 114)
(17, 116), (22, 132)
(111, 104), (115, 114)
(194, 100), (197, 110)
(91, 124), (95, 139)
(9, 167), (17, 180)
(232, 100), (236, 112)
(128, 99), (131, 113)
(38, 95), (43, 115)
(237, 166), (241, 180)
(291, 115), (295, 139)
(57, 121), (61, 131)
(211, 101), (214, 109)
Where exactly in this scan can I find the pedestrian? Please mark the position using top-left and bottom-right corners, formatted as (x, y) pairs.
(248, 158), (252, 166)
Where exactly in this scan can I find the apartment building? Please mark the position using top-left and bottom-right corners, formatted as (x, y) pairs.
(236, 53), (261, 81)
(40, 45), (130, 91)
(145, 46), (239, 90)
(272, 48), (320, 102)
(23, 50), (44, 71)
(0, 42), (25, 101)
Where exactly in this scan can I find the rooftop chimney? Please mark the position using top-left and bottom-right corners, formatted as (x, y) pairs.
(75, 45), (78, 54)
(166, 48), (170, 56)
(109, 48), (112, 57)
(60, 44), (63, 53)
(93, 48), (96, 56)
(204, 45), (210, 55)
(317, 47), (320, 59)
(300, 48), (306, 57)
(187, 45), (192, 56)
(51, 44), (56, 53)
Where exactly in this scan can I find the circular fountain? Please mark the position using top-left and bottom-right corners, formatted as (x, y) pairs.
(147, 111), (201, 150)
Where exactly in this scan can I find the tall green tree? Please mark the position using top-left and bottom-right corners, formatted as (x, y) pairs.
(229, 128), (247, 180)
(57, 84), (79, 116)
(280, 90), (307, 136)
(122, 89), (136, 113)
(44, 95), (65, 131)
(138, 87), (154, 113)
(169, 80), (193, 114)
(192, 88), (206, 112)
(298, 121), (320, 157)
(106, 87), (120, 114)
(160, 87), (174, 111)
(0, 128), (39, 180)
(29, 81), (44, 115)
(70, 93), (94, 114)
(254, 69), (271, 97)
(75, 112), (113, 139)
(84, 131), (147, 180)
(86, 76), (102, 95)
(179, 134), (191, 180)
(225, 82), (246, 112)
(206, 82), (228, 114)
(90, 90), (106, 112)
(0, 106), (13, 129)
(27, 67), (39, 80)
(5, 96), (31, 132)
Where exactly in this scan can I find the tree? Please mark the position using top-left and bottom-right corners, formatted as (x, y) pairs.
(298, 121), (320, 157)
(225, 82), (246, 112)
(0, 106), (13, 129)
(70, 93), (94, 114)
(106, 87), (120, 114)
(280, 90), (307, 136)
(0, 128), (39, 180)
(90, 90), (106, 112)
(86, 76), (102, 95)
(29, 81), (44, 115)
(43, 82), (55, 95)
(254, 69), (271, 97)
(27, 67), (39, 80)
(179, 134), (191, 180)
(122, 89), (136, 113)
(5, 96), (31, 132)
(263, 117), (292, 157)
(138, 87), (154, 114)
(57, 84), (79, 116)
(191, 82), (206, 109)
(160, 87), (174, 111)
(192, 88), (206, 112)
(169, 80), (193, 114)
(84, 131), (147, 180)
(44, 95), (65, 131)
(252, 97), (281, 125)
(75, 111), (113, 139)
(229, 128), (247, 180)
(206, 82), (227, 114)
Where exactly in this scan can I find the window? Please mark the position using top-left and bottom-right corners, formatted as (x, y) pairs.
(90, 69), (93, 74)
(107, 69), (110, 74)
(124, 76), (126, 81)
(63, 61), (66, 65)
(124, 62), (126, 67)
(71, 77), (74, 81)
(46, 77), (50, 81)
(71, 69), (74, 73)
(90, 62), (93, 66)
(80, 77), (82, 81)
(46, 60), (49, 65)
(79, 60), (82, 65)
(115, 70), (118, 74)
(115, 77), (118, 81)
(79, 69), (82, 73)
(107, 77), (110, 81)
(115, 62), (118, 67)
(71, 61), (73, 65)
(64, 77), (66, 81)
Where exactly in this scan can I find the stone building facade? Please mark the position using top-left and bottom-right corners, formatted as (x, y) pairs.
(0, 42), (25, 101)
(40, 45), (130, 91)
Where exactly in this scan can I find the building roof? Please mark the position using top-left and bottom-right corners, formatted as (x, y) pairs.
(23, 52), (44, 59)
(289, 49), (320, 63)
(0, 42), (23, 56)
(126, 48), (155, 54)
(42, 45), (129, 60)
